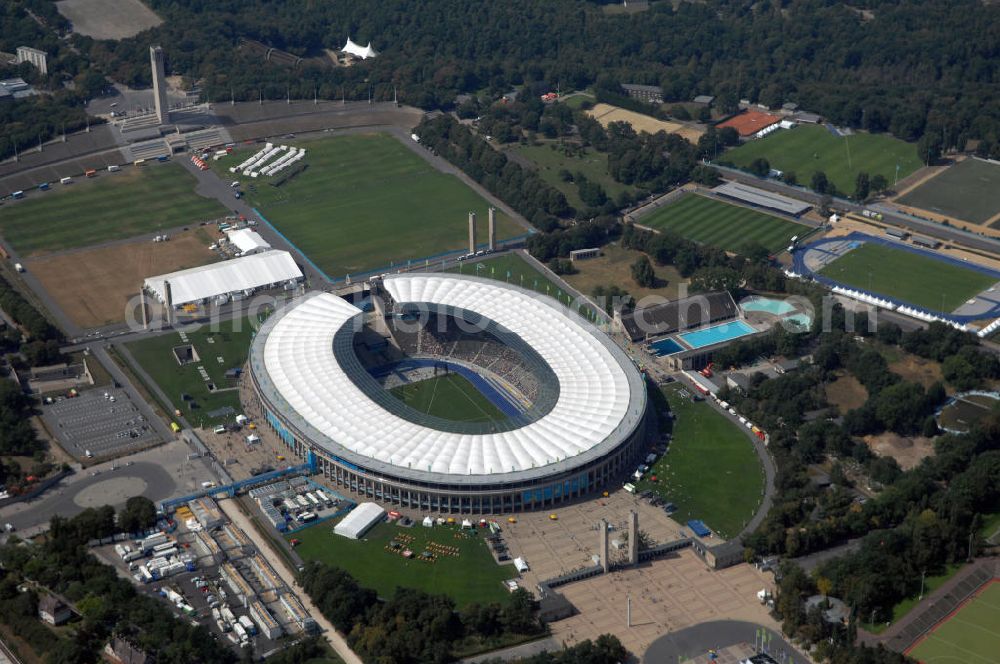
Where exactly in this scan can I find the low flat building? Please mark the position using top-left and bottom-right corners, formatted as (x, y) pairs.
(249, 600), (283, 639)
(718, 109), (782, 138)
(225, 228), (271, 256)
(692, 95), (715, 106)
(188, 497), (224, 530)
(38, 594), (71, 625)
(280, 593), (317, 633)
(104, 637), (153, 664)
(615, 292), (738, 342)
(334, 502), (385, 539)
(622, 83), (663, 105)
(711, 181), (811, 217)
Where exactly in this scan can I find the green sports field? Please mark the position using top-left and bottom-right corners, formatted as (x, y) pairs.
(818, 242), (997, 312)
(638, 194), (807, 253)
(907, 581), (1000, 664)
(0, 163), (226, 255)
(215, 133), (524, 278)
(289, 519), (515, 607)
(637, 384), (764, 539)
(125, 316), (260, 425)
(724, 124), (922, 195)
(898, 158), (1000, 225)
(391, 373), (507, 423)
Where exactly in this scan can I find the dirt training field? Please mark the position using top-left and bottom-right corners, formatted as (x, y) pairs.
(587, 103), (705, 143)
(56, 0), (162, 39)
(27, 228), (218, 329)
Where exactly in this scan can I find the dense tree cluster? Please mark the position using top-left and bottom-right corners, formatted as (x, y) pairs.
(0, 275), (60, 342)
(0, 379), (44, 458)
(415, 116), (570, 230)
(0, 508), (236, 664)
(299, 561), (543, 663)
(480, 634), (627, 664)
(75, 0), (1000, 156)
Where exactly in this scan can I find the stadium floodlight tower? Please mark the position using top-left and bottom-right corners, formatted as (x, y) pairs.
(150, 46), (170, 125)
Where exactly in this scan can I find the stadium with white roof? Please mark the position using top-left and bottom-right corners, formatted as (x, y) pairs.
(247, 273), (648, 513)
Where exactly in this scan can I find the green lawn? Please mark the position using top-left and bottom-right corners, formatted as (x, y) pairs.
(723, 124), (922, 196)
(637, 384), (764, 539)
(863, 564), (964, 634)
(818, 242), (997, 312)
(639, 194), (808, 253)
(898, 158), (1000, 225)
(510, 142), (633, 211)
(0, 163), (226, 255)
(392, 373), (507, 423)
(562, 93), (595, 110)
(907, 580), (1000, 664)
(290, 519), (516, 607)
(450, 252), (600, 321)
(215, 133), (525, 279)
(125, 316), (261, 425)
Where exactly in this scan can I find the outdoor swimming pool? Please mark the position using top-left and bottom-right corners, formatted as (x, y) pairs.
(649, 338), (685, 356)
(741, 296), (796, 316)
(678, 320), (756, 349)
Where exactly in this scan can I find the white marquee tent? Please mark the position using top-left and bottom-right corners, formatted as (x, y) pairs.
(342, 37), (378, 60)
(226, 228), (271, 256)
(334, 502), (385, 539)
(144, 250), (303, 307)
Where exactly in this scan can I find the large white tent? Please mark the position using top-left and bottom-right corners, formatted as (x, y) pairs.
(333, 502), (385, 539)
(226, 228), (271, 256)
(145, 250), (302, 307)
(342, 37), (378, 60)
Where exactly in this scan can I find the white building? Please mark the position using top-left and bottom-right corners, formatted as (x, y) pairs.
(16, 46), (47, 75)
(225, 228), (271, 256)
(144, 250), (303, 308)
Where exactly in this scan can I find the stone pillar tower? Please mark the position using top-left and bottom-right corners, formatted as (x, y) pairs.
(150, 46), (169, 125)
(468, 212), (477, 254)
(628, 510), (639, 566)
(599, 518), (610, 573)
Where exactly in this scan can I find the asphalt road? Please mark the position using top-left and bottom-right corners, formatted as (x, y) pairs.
(642, 620), (810, 664)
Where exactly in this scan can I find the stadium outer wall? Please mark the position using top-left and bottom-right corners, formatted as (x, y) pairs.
(245, 380), (649, 514)
(243, 293), (650, 515)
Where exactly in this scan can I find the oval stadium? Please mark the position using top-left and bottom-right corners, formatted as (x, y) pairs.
(246, 273), (649, 513)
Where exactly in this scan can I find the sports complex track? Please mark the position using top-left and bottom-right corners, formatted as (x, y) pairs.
(792, 231), (1000, 322)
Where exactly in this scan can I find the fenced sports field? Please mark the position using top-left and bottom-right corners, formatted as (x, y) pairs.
(723, 124), (921, 195)
(897, 158), (1000, 225)
(214, 133), (524, 279)
(637, 194), (808, 253)
(906, 580), (1000, 664)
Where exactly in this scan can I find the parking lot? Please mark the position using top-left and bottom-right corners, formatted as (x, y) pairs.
(41, 387), (162, 460)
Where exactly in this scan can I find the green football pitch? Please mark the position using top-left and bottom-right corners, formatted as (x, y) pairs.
(289, 519), (515, 607)
(723, 124), (922, 195)
(818, 242), (997, 312)
(391, 373), (507, 423)
(636, 384), (764, 539)
(907, 581), (1000, 664)
(638, 194), (807, 253)
(215, 133), (525, 279)
(898, 158), (1000, 225)
(0, 163), (226, 255)
(125, 316), (259, 425)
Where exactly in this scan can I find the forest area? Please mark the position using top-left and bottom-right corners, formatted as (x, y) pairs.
(1, 0), (999, 160)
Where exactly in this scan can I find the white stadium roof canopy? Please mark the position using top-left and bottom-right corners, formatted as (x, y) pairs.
(255, 274), (641, 478)
(342, 37), (377, 60)
(145, 250), (302, 306)
(226, 228), (271, 255)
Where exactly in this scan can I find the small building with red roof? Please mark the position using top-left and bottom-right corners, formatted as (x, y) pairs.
(718, 109), (782, 138)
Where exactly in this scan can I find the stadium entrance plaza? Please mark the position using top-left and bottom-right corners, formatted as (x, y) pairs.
(226, 379), (778, 657)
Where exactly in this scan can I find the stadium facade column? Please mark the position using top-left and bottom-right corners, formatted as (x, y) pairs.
(139, 288), (148, 328)
(468, 212), (477, 254)
(163, 279), (174, 326)
(599, 518), (610, 573)
(628, 510), (639, 565)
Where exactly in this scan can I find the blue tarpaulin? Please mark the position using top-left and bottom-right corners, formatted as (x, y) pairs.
(687, 520), (711, 538)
